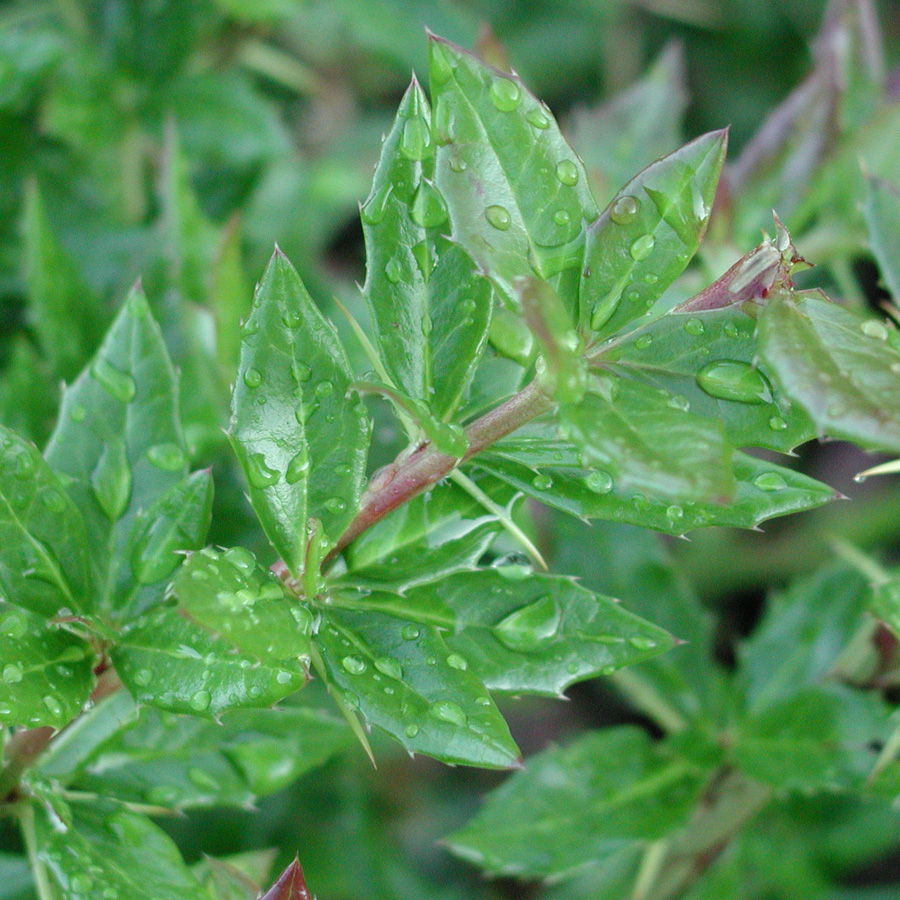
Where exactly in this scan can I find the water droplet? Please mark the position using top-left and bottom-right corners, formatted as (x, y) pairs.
(315, 380), (335, 398)
(532, 473), (553, 491)
(494, 595), (560, 652)
(42, 695), (62, 717)
(385, 256), (403, 284)
(133, 668), (152, 687)
(448, 152), (467, 173)
(683, 318), (705, 336)
(754, 472), (787, 491)
(243, 368), (262, 389)
(41, 489), (66, 513)
(360, 182), (393, 225)
(610, 195), (640, 224)
(430, 41), (455, 83)
(91, 358), (136, 403)
(276, 669), (293, 685)
(285, 450), (310, 485)
(629, 234), (655, 261)
(667, 394), (690, 412)
(2, 664), (23, 684)
(374, 656), (402, 680)
(585, 470), (613, 494)
(628, 636), (657, 650)
(724, 321), (740, 339)
(485, 205), (512, 230)
(341, 656), (366, 675)
(430, 700), (468, 726)
(91, 439), (131, 521)
(696, 360), (769, 404)
(0, 613), (26, 640)
(405, 723), (420, 738)
(400, 115), (433, 160)
(189, 690), (212, 712)
(555, 160), (579, 186)
(243, 318), (259, 336)
(14, 453), (35, 480)
(861, 319), (889, 341)
(634, 334), (653, 350)
(666, 505), (684, 522)
(246, 453), (279, 489)
(553, 209), (571, 227)
(489, 77), (521, 111)
(223, 547), (255, 573)
(769, 415), (788, 431)
(69, 403), (87, 423)
(526, 107), (550, 129)
(410, 181), (448, 228)
(401, 624), (420, 640)
(447, 653), (468, 670)
(324, 497), (347, 513)
(147, 442), (186, 471)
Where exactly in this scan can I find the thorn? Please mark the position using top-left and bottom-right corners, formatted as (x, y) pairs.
(260, 856), (312, 900)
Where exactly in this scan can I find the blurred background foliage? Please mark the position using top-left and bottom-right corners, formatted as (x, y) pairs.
(3, 1), (900, 898)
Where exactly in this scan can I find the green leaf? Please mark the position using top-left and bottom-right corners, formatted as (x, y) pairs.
(34, 802), (207, 900)
(44, 286), (193, 620)
(863, 175), (900, 301)
(173, 547), (312, 665)
(0, 425), (92, 618)
(758, 291), (900, 453)
(73, 705), (351, 809)
(315, 607), (520, 768)
(0, 602), (93, 728)
(603, 305), (816, 452)
(561, 376), (734, 504)
(0, 337), (56, 446)
(230, 250), (370, 572)
(446, 727), (706, 878)
(192, 851), (277, 900)
(362, 78), (492, 419)
(429, 35), (598, 311)
(0, 854), (33, 900)
(112, 604), (306, 719)
(479, 434), (834, 534)
(403, 567), (674, 695)
(581, 130), (727, 337)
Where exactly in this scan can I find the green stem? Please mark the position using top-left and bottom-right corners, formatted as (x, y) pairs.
(19, 803), (57, 900)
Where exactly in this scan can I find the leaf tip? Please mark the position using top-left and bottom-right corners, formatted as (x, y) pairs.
(260, 856), (313, 900)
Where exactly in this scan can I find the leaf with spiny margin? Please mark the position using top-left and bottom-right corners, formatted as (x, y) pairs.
(446, 727), (706, 878)
(562, 376), (734, 503)
(112, 604), (306, 719)
(581, 130), (727, 338)
(758, 291), (900, 453)
(402, 568), (674, 696)
(603, 305), (815, 452)
(0, 426), (92, 618)
(33, 802), (208, 900)
(72, 705), (351, 810)
(230, 250), (370, 573)
(315, 607), (519, 768)
(732, 684), (889, 793)
(0, 602), (93, 728)
(478, 441), (835, 534)
(863, 176), (900, 301)
(567, 42), (688, 208)
(173, 547), (312, 666)
(44, 287), (192, 620)
(338, 474), (516, 590)
(119, 469), (213, 622)
(23, 181), (108, 382)
(429, 35), (598, 313)
(362, 78), (492, 419)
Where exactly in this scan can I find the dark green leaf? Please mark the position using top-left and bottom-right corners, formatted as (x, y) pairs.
(230, 250), (370, 572)
(759, 291), (900, 453)
(863, 175), (900, 301)
(446, 727), (706, 878)
(113, 604), (305, 719)
(0, 602), (93, 728)
(0, 337), (56, 446)
(315, 607), (520, 768)
(0, 425), (92, 618)
(581, 130), (727, 337)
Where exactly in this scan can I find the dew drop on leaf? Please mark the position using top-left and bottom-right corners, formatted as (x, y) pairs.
(385, 256), (403, 284)
(2, 663), (23, 684)
(189, 690), (212, 712)
(553, 209), (571, 227)
(341, 656), (366, 675)
(410, 181), (449, 228)
(243, 368), (262, 389)
(629, 234), (656, 261)
(526, 107), (550, 129)
(374, 656), (403, 680)
(696, 360), (769, 404)
(430, 700), (468, 726)
(69, 403), (87, 422)
(769, 415), (788, 431)
(324, 497), (347, 513)
(586, 470), (613, 494)
(446, 653), (468, 671)
(753, 472), (787, 492)
(610, 195), (640, 225)
(285, 451), (310, 485)
(42, 695), (62, 716)
(485, 205), (512, 231)
(401, 624), (420, 640)
(532, 473), (553, 491)
(246, 453), (280, 489)
(400, 115), (434, 161)
(489, 77), (521, 111)
(634, 334), (653, 350)
(223, 547), (256, 573)
(683, 317), (705, 336)
(555, 160), (579, 186)
(91, 358), (136, 403)
(405, 723), (419, 738)
(146, 442), (186, 471)
(861, 319), (889, 341)
(493, 595), (560, 652)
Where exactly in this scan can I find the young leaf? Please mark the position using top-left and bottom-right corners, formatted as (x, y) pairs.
(758, 291), (900, 453)
(172, 546), (312, 666)
(230, 250), (370, 572)
(581, 130), (727, 337)
(446, 727), (706, 878)
(863, 175), (900, 301)
(429, 35), (598, 311)
(315, 607), (520, 768)
(44, 286), (195, 620)
(33, 802), (208, 900)
(561, 376), (735, 504)
(0, 602), (93, 728)
(260, 858), (312, 900)
(0, 425), (92, 619)
(112, 604), (306, 719)
(403, 567), (675, 695)
(362, 78), (492, 419)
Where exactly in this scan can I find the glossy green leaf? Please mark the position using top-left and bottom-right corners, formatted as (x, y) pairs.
(34, 802), (207, 900)
(315, 607), (520, 768)
(44, 287), (193, 620)
(759, 291), (900, 453)
(173, 546), (312, 665)
(0, 602), (93, 728)
(863, 175), (900, 301)
(581, 130), (727, 337)
(112, 604), (305, 719)
(362, 78), (492, 419)
(562, 376), (735, 504)
(0, 425), (92, 618)
(446, 727), (706, 878)
(403, 567), (674, 695)
(479, 433), (834, 534)
(429, 35), (598, 311)
(73, 705), (351, 809)
(603, 305), (816, 452)
(230, 250), (370, 572)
